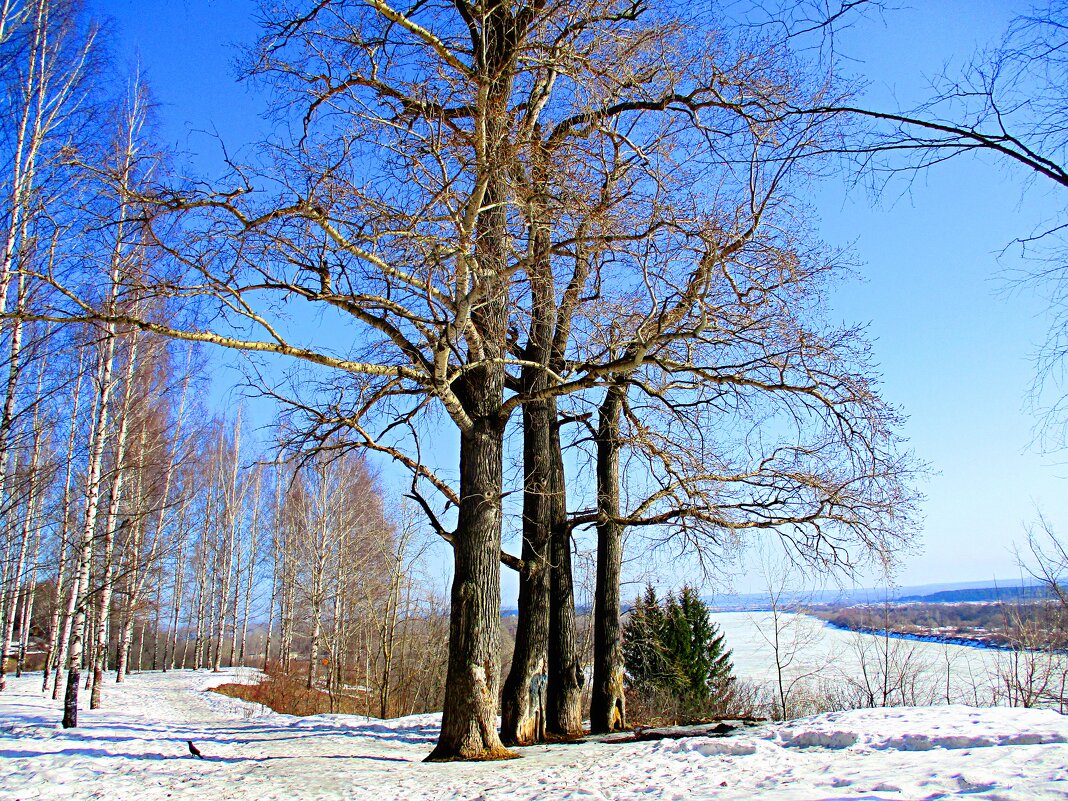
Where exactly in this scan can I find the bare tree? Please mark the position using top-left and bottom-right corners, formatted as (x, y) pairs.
(13, 0), (912, 758)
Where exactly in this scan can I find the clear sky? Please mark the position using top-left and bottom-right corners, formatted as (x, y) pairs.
(91, 0), (1068, 596)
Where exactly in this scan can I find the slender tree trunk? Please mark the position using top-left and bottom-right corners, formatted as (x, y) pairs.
(191, 535), (208, 669)
(228, 520), (241, 668)
(263, 542), (277, 672)
(166, 532), (185, 671)
(213, 422), (240, 672)
(135, 618), (147, 672)
(91, 335), (140, 709)
(591, 383), (626, 733)
(43, 349), (85, 693)
(238, 475), (258, 667)
(151, 567), (162, 671)
(16, 451), (44, 679)
(0, 446), (34, 691)
(114, 517), (145, 683)
(53, 558), (81, 699)
(307, 586), (322, 690)
(63, 327), (118, 727)
(0, 274), (32, 693)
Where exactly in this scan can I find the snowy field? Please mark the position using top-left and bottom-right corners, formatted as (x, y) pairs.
(1, 668), (1067, 800)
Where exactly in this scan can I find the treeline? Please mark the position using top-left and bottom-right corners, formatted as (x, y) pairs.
(0, 0), (454, 726)
(815, 601), (1068, 651)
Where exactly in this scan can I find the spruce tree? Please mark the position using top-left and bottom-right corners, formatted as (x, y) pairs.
(623, 584), (734, 713)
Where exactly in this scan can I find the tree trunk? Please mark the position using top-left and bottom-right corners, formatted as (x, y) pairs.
(44, 349), (85, 693)
(166, 531), (185, 671)
(426, 412), (512, 761)
(91, 335), (140, 709)
(263, 542), (277, 672)
(63, 325), (119, 727)
(545, 403), (583, 737)
(500, 397), (552, 745)
(591, 382), (627, 733)
(0, 445), (34, 692)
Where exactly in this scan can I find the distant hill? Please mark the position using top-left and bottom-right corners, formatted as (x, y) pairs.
(896, 584), (1051, 604)
(703, 579), (1051, 611)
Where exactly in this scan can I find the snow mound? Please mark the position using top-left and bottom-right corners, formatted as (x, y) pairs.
(670, 738), (759, 756)
(777, 729), (859, 749)
(765, 705), (1068, 752)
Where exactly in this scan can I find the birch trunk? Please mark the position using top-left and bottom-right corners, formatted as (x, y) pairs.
(90, 331), (140, 709)
(63, 329), (117, 727)
(43, 348), (85, 693)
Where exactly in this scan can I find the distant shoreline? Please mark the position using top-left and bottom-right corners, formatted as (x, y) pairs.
(819, 619), (1017, 652)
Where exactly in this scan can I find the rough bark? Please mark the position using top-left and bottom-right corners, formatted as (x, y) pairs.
(590, 382), (627, 733)
(545, 403), (584, 737)
(501, 185), (554, 744)
(427, 148), (513, 758)
(500, 397), (553, 745)
(426, 403), (513, 761)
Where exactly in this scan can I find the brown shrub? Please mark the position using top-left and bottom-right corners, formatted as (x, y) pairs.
(211, 670), (374, 717)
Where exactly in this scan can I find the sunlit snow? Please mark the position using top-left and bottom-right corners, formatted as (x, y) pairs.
(1, 668), (1066, 800)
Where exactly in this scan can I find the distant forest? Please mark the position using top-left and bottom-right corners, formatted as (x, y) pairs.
(814, 599), (1066, 650)
(895, 586), (1053, 604)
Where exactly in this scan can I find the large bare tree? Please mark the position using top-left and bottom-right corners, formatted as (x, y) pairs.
(13, 0), (915, 758)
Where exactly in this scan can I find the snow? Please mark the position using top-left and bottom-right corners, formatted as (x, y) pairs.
(1, 669), (1067, 800)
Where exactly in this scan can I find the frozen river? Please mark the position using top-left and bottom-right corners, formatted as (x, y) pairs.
(712, 611), (1025, 711)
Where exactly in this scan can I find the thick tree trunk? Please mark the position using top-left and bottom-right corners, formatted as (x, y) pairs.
(426, 409), (513, 761)
(590, 383), (627, 733)
(545, 404), (583, 737)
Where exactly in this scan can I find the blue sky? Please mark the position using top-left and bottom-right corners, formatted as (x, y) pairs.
(92, 0), (1067, 595)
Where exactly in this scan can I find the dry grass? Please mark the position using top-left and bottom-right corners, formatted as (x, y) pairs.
(211, 670), (375, 717)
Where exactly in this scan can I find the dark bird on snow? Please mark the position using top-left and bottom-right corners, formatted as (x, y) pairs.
(187, 740), (204, 759)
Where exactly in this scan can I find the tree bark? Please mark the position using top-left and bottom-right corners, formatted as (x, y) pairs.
(591, 382), (627, 733)
(64, 328), (119, 727)
(545, 403), (583, 737)
(500, 398), (552, 745)
(426, 406), (513, 761)
(44, 349), (86, 693)
(91, 334), (140, 709)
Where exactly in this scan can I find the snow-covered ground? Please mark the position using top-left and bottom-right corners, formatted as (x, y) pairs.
(1, 668), (1067, 800)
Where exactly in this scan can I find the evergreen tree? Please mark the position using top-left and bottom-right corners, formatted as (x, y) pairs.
(623, 584), (734, 711)
(621, 585), (670, 693)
